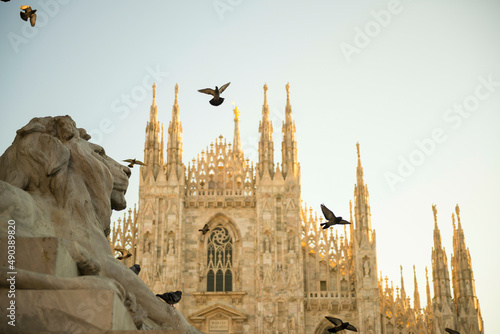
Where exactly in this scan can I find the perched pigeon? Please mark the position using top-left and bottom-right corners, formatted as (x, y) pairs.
(320, 204), (351, 229)
(20, 5), (37, 27)
(156, 291), (182, 307)
(199, 224), (209, 235)
(130, 264), (141, 275)
(325, 317), (357, 333)
(115, 248), (132, 260)
(123, 159), (146, 168)
(445, 329), (460, 334)
(198, 82), (230, 106)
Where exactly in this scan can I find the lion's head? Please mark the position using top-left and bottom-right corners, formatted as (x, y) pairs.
(0, 115), (130, 234)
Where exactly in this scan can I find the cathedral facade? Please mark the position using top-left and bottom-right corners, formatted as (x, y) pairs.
(111, 83), (484, 334)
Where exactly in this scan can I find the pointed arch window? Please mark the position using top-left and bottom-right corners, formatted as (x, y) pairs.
(206, 226), (233, 291)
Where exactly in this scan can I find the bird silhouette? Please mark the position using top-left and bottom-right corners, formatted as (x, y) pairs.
(130, 264), (141, 275)
(123, 158), (146, 168)
(115, 248), (132, 260)
(445, 329), (460, 334)
(156, 291), (182, 307)
(198, 82), (230, 106)
(325, 317), (357, 333)
(199, 224), (210, 235)
(320, 204), (351, 229)
(20, 5), (37, 27)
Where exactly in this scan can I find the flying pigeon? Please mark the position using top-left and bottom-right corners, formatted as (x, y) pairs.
(156, 291), (182, 307)
(20, 5), (37, 27)
(115, 248), (132, 260)
(445, 329), (460, 334)
(325, 317), (357, 333)
(199, 224), (209, 235)
(198, 82), (230, 106)
(123, 159), (147, 168)
(130, 264), (141, 275)
(320, 204), (351, 229)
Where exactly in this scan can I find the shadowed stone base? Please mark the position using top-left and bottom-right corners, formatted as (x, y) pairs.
(0, 237), (78, 278)
(10, 331), (184, 334)
(0, 289), (137, 333)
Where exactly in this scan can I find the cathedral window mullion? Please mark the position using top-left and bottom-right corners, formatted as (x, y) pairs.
(206, 226), (233, 292)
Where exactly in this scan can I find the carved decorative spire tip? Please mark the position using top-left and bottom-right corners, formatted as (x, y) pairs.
(432, 204), (438, 225)
(174, 83), (179, 102)
(233, 105), (240, 121)
(263, 83), (268, 107)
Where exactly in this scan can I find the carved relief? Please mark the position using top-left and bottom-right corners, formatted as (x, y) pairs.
(264, 314), (275, 334)
(289, 315), (296, 334)
(264, 264), (274, 284)
(288, 235), (295, 252)
(264, 236), (270, 253)
(167, 235), (175, 255)
(363, 256), (371, 278)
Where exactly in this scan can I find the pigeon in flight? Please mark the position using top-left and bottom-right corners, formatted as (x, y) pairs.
(130, 264), (141, 275)
(115, 248), (132, 260)
(199, 224), (210, 235)
(320, 204), (351, 229)
(198, 82), (231, 106)
(123, 159), (146, 168)
(20, 5), (37, 27)
(156, 291), (182, 307)
(445, 329), (460, 334)
(325, 317), (357, 333)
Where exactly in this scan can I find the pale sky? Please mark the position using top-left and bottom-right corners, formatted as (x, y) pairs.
(1, 0), (499, 332)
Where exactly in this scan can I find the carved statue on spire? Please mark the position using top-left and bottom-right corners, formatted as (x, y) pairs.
(432, 204), (437, 224)
(263, 83), (268, 106)
(364, 257), (371, 277)
(175, 83), (179, 104)
(286, 82), (290, 100)
(455, 204), (461, 224)
(153, 83), (156, 98)
(234, 105), (240, 121)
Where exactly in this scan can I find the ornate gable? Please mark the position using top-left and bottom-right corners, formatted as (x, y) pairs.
(188, 303), (249, 333)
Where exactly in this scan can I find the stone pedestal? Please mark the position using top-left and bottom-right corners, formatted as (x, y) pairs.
(0, 289), (137, 333)
(0, 237), (78, 277)
(82, 331), (184, 334)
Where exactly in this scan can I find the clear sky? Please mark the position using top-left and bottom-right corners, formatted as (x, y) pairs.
(1, 0), (499, 332)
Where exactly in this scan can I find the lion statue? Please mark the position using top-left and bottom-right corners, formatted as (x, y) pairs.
(0, 115), (202, 333)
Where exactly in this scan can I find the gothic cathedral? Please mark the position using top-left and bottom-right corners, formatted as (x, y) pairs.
(110, 83), (484, 334)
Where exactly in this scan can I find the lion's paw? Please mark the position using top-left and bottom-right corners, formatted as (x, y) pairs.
(77, 259), (101, 275)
